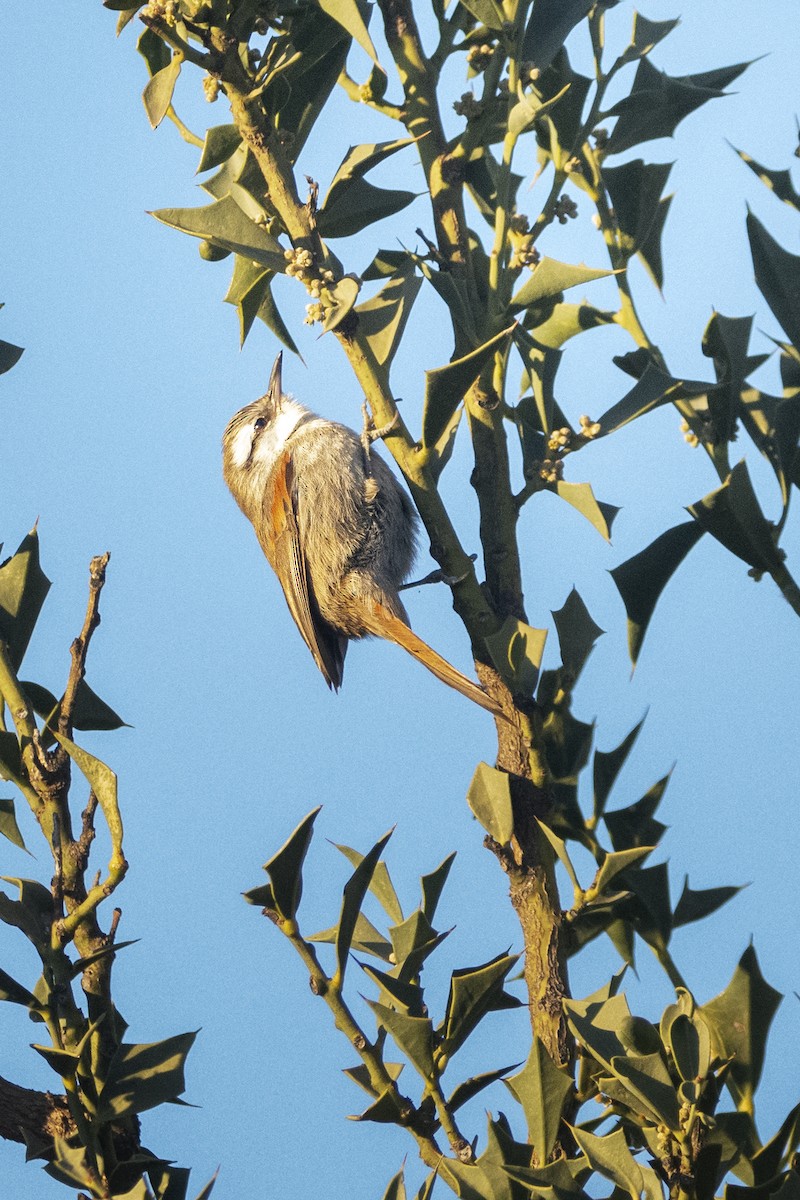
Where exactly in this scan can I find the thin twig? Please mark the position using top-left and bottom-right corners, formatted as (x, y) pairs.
(60, 553), (110, 740)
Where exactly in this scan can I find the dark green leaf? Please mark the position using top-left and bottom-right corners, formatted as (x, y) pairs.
(448, 1063), (520, 1114)
(638, 194), (673, 290)
(542, 705), (594, 783)
(143, 54), (181, 128)
(521, 0), (593, 69)
(262, 807), (321, 922)
(0, 966), (37, 1008)
(151, 197), (284, 270)
(0, 797), (26, 851)
(22, 678), (128, 732)
(594, 846), (654, 896)
(673, 878), (745, 928)
(620, 862), (673, 949)
(610, 1051), (681, 1129)
(422, 325), (516, 448)
(355, 266), (422, 368)
(747, 209), (800, 349)
(0, 528), (51, 671)
(688, 460), (785, 572)
(615, 12), (681, 67)
(611, 520), (706, 667)
(605, 774), (670, 852)
(336, 829), (394, 983)
(598, 362), (697, 436)
(507, 1037), (573, 1161)
(420, 853), (455, 924)
(440, 952), (519, 1056)
(32, 1042), (81, 1078)
(0, 339), (24, 374)
(750, 1101), (800, 1184)
(390, 908), (436, 966)
(317, 178), (418, 239)
(593, 717), (647, 820)
(381, 1167), (407, 1200)
(349, 1086), (405, 1123)
(343, 1059), (404, 1097)
(552, 588), (604, 678)
(603, 159), (673, 261)
(333, 842), (403, 925)
(97, 1031), (198, 1121)
(197, 125), (243, 174)
(310, 912), (393, 961)
(734, 147), (800, 212)
(701, 945), (783, 1112)
(136, 26), (170, 76)
(511, 258), (614, 312)
(607, 57), (749, 155)
(369, 1001), (435, 1080)
(45, 1139), (95, 1189)
(362, 249), (412, 281)
(485, 616), (548, 697)
(466, 762), (514, 845)
(668, 1012), (710, 1082)
(360, 962), (425, 1015)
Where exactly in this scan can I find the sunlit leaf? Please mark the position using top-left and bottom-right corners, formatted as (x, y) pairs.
(261, 807), (321, 922)
(485, 616), (547, 697)
(422, 325), (515, 448)
(440, 952), (519, 1056)
(511, 258), (614, 313)
(466, 762), (513, 845)
(151, 198), (284, 270)
(333, 842), (403, 925)
(197, 125), (242, 174)
(570, 1126), (643, 1199)
(0, 797), (26, 851)
(316, 0), (381, 65)
(0, 528), (51, 671)
(355, 266), (422, 368)
(507, 1037), (572, 1160)
(321, 275), (361, 333)
(555, 481), (618, 542)
(97, 1031), (198, 1121)
(142, 54), (181, 129)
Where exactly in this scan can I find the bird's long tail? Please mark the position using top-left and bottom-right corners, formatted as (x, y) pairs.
(364, 600), (508, 721)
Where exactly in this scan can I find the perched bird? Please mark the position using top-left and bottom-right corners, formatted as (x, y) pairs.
(222, 354), (501, 718)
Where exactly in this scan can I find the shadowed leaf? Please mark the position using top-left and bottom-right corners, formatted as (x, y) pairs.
(261, 807), (321, 922)
(735, 147), (800, 211)
(422, 325), (515, 448)
(673, 878), (745, 928)
(485, 617), (547, 697)
(317, 0), (381, 64)
(440, 952), (519, 1056)
(0, 529), (51, 671)
(507, 1037), (573, 1160)
(97, 1031), (198, 1121)
(611, 520), (705, 666)
(151, 198), (284, 269)
(0, 339), (23, 374)
(420, 853), (455, 924)
(335, 828), (394, 982)
(355, 266), (422, 368)
(521, 0), (593, 69)
(369, 1001), (435, 1080)
(553, 587), (604, 677)
(593, 717), (647, 820)
(448, 1063), (520, 1114)
(0, 798), (26, 851)
(747, 209), (800, 348)
(197, 125), (242, 174)
(333, 842), (403, 924)
(570, 1126), (644, 1198)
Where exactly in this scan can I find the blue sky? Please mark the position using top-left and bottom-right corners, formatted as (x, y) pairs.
(2, 3), (800, 1197)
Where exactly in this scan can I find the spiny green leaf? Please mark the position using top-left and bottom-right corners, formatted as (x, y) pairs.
(747, 209), (800, 349)
(310, 911), (393, 961)
(530, 302), (616, 350)
(422, 325), (515, 448)
(569, 1125), (644, 1199)
(459, 0), (505, 31)
(0, 528), (51, 671)
(511, 258), (614, 312)
(97, 1031), (198, 1121)
(466, 762), (514, 845)
(0, 966), (37, 1008)
(359, 962), (425, 1015)
(552, 587), (604, 678)
(537, 819), (581, 891)
(32, 1042), (81, 1078)
(610, 1051), (682, 1129)
(594, 846), (654, 896)
(336, 829), (394, 982)
(22, 678), (128, 732)
(333, 841), (403, 925)
(621, 861), (673, 950)
(615, 12), (681, 67)
(440, 952), (519, 1057)
(593, 716), (647, 820)
(0, 798), (26, 851)
(448, 1063), (520, 1114)
(507, 1038), (573, 1161)
(555, 481), (618, 542)
(598, 361), (697, 436)
(700, 945), (783, 1112)
(355, 266), (422, 368)
(521, 0), (593, 69)
(673, 877), (745, 928)
(603, 159), (673, 261)
(349, 1086), (405, 1123)
(262, 807), (321, 922)
(368, 1001), (435, 1080)
(607, 57), (750, 155)
(610, 520), (706, 667)
(605, 774), (670, 852)
(0, 339), (24, 374)
(734, 147), (800, 212)
(485, 616), (547, 697)
(688, 460), (785, 572)
(317, 178), (418, 239)
(420, 853), (455, 924)
(343, 1059), (404, 1097)
(381, 1167), (407, 1200)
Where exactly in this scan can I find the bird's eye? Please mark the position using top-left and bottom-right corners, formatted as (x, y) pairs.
(253, 416), (267, 432)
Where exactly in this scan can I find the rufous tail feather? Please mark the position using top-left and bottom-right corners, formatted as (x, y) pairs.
(366, 601), (508, 721)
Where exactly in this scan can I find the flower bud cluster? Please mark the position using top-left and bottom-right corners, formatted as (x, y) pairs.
(578, 413), (601, 439)
(283, 249), (337, 324)
(555, 194), (578, 224)
(203, 74), (220, 102)
(467, 43), (495, 73)
(680, 419), (700, 447)
(527, 457), (564, 485)
(453, 92), (484, 120)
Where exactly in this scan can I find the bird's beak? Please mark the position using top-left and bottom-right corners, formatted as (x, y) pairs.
(268, 352), (283, 407)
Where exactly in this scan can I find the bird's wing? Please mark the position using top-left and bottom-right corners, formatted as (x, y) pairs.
(265, 449), (347, 689)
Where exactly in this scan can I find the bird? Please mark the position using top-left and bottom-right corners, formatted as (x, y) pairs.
(222, 354), (502, 719)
